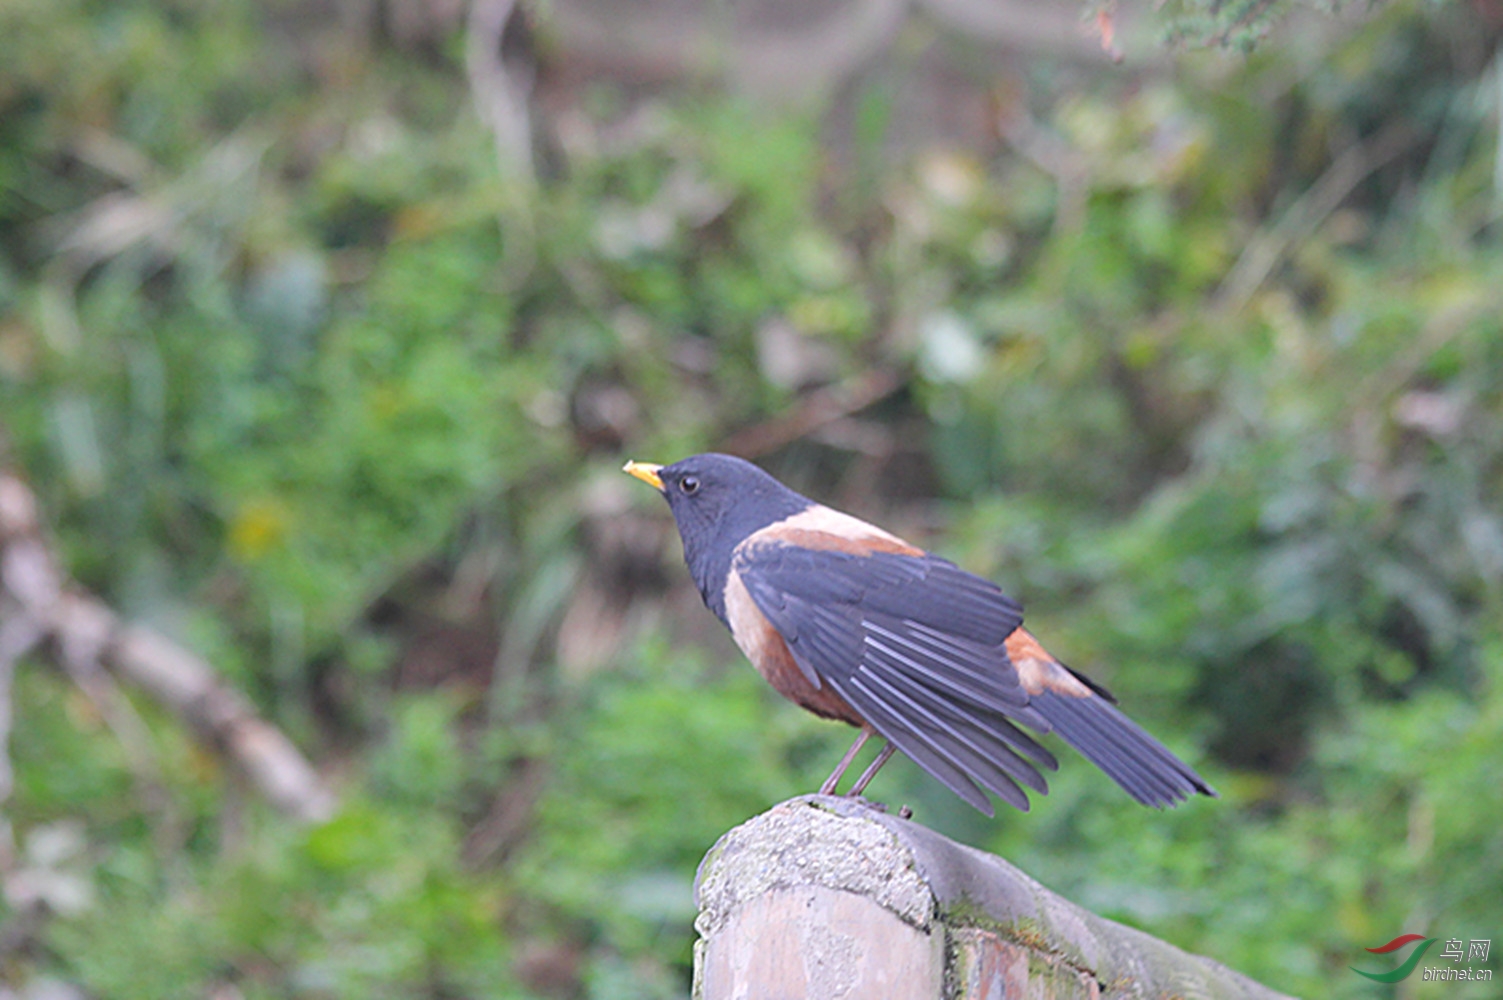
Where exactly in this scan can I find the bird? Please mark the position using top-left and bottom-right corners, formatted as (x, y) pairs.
(623, 453), (1216, 816)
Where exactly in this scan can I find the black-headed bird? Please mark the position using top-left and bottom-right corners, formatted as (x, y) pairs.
(624, 453), (1215, 816)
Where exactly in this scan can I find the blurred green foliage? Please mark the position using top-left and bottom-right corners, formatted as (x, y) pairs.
(2, 0), (1502, 998)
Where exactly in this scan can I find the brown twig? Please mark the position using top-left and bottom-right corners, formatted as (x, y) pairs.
(1211, 0), (1278, 49)
(719, 368), (906, 459)
(0, 612), (43, 809)
(1214, 121), (1421, 314)
(462, 755), (549, 866)
(917, 0), (1130, 60)
(466, 0), (535, 186)
(53, 603), (183, 849)
(0, 467), (335, 824)
(997, 108), (1089, 238)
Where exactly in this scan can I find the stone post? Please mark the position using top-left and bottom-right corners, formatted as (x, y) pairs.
(693, 795), (1296, 1000)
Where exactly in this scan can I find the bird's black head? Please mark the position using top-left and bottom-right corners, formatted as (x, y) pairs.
(624, 453), (810, 617)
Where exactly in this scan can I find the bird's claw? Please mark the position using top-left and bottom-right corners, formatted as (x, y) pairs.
(839, 794), (915, 820)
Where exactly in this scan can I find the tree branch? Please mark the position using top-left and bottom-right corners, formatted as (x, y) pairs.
(1215, 121), (1420, 313)
(0, 467), (335, 825)
(719, 368), (905, 459)
(466, 0), (535, 187)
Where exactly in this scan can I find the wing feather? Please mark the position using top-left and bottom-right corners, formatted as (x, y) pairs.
(857, 656), (1049, 796)
(829, 673), (996, 815)
(860, 625), (1026, 714)
(738, 537), (1041, 811)
(853, 664), (1034, 806)
(859, 621), (1058, 769)
(733, 530), (1212, 814)
(741, 544), (1022, 642)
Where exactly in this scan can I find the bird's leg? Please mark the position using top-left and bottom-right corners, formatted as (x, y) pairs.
(848, 742), (897, 797)
(819, 726), (872, 795)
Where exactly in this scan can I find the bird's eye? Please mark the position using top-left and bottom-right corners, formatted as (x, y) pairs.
(680, 475), (701, 495)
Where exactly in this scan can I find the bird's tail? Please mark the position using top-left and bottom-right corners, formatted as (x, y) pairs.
(1030, 687), (1217, 808)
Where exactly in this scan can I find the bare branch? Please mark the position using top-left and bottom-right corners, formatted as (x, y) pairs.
(1215, 121), (1420, 313)
(719, 369), (905, 459)
(998, 107), (1089, 238)
(0, 474), (52, 812)
(462, 755), (548, 866)
(0, 467), (335, 825)
(53, 597), (182, 846)
(0, 612), (44, 808)
(466, 0), (535, 186)
(106, 612), (336, 823)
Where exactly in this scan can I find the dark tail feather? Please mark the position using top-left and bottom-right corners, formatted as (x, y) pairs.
(875, 666), (1051, 795)
(1030, 691), (1216, 808)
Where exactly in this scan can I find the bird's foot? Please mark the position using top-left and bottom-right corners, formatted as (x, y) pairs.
(839, 795), (915, 820)
(842, 794), (887, 812)
(813, 790), (916, 819)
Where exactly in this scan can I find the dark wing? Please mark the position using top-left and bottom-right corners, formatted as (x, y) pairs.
(737, 538), (1217, 814)
(735, 541), (1058, 815)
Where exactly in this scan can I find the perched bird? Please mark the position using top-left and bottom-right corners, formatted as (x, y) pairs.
(624, 453), (1215, 816)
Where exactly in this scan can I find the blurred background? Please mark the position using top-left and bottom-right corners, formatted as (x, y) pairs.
(2, 0), (1502, 996)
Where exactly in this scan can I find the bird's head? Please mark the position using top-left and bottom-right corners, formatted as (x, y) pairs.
(623, 453), (809, 591)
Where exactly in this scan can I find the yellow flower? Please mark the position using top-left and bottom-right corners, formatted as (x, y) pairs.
(229, 498), (290, 561)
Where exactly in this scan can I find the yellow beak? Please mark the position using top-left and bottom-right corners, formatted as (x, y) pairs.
(622, 460), (665, 490)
